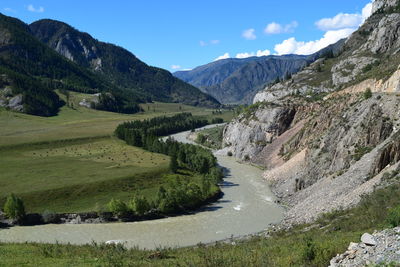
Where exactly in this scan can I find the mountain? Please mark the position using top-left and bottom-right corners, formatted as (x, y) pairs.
(29, 19), (220, 108)
(174, 42), (344, 104)
(0, 13), (119, 116)
(221, 0), (400, 226)
(0, 14), (219, 117)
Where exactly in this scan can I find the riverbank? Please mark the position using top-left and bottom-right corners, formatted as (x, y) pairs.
(0, 190), (223, 228)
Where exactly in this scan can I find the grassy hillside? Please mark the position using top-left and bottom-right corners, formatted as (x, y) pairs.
(0, 101), (231, 213)
(0, 137), (170, 213)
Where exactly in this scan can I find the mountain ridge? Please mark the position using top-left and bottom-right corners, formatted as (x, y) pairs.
(174, 41), (344, 104)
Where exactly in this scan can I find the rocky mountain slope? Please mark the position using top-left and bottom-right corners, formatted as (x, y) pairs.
(174, 41), (344, 104)
(220, 0), (400, 227)
(29, 19), (219, 108)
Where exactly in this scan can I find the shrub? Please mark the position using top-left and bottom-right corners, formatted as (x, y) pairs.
(363, 88), (372, 99)
(211, 118), (224, 124)
(3, 194), (26, 221)
(301, 236), (316, 263)
(387, 205), (400, 227)
(129, 196), (150, 216)
(108, 198), (128, 217)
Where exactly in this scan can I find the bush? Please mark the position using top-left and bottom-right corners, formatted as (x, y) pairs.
(129, 196), (150, 216)
(211, 118), (224, 124)
(363, 88), (372, 99)
(387, 205), (400, 227)
(3, 194), (26, 221)
(108, 198), (128, 217)
(301, 236), (316, 263)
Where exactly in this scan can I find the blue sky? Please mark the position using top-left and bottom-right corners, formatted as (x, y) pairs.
(1, 0), (373, 71)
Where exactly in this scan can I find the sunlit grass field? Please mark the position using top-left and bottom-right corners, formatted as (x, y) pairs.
(0, 137), (172, 213)
(0, 92), (232, 213)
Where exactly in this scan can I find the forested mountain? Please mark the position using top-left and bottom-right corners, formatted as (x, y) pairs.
(0, 14), (219, 116)
(29, 19), (220, 108)
(174, 41), (344, 104)
(0, 13), (120, 116)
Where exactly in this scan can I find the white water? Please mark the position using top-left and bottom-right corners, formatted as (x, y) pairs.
(0, 126), (284, 249)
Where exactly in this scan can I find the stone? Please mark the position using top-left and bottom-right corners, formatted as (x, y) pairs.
(105, 240), (124, 245)
(361, 233), (377, 246)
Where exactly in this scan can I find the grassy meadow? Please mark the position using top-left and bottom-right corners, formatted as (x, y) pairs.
(0, 92), (232, 213)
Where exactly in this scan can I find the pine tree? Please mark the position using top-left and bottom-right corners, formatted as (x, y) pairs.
(170, 155), (178, 173)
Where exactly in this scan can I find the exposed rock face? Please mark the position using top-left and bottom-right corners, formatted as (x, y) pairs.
(220, 103), (296, 160)
(331, 56), (376, 86)
(364, 13), (400, 54)
(372, 0), (399, 14)
(330, 227), (400, 266)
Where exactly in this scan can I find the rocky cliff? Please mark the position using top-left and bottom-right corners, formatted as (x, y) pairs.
(221, 0), (400, 226)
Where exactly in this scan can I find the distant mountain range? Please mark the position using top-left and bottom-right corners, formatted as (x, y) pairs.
(174, 41), (344, 104)
(0, 14), (219, 116)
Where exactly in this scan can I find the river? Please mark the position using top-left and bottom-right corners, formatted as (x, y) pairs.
(0, 126), (284, 249)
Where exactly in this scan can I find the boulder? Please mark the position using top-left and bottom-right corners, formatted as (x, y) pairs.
(361, 233), (377, 246)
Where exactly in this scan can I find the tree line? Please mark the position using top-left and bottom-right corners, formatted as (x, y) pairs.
(113, 113), (224, 216)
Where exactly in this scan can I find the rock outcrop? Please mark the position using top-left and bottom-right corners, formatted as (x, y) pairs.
(330, 227), (400, 266)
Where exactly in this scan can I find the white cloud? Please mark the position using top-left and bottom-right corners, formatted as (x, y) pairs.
(264, 21), (298, 34)
(4, 7), (16, 13)
(200, 40), (220, 46)
(362, 2), (373, 21)
(242, 28), (256, 40)
(236, 52), (254, 59)
(316, 1), (373, 31)
(256, 49), (271, 57)
(214, 53), (230, 61)
(27, 4), (44, 13)
(316, 13), (362, 31)
(235, 49), (271, 59)
(274, 28), (355, 55)
(275, 1), (374, 55)
(171, 65), (181, 70)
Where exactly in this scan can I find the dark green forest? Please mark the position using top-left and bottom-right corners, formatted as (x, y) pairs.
(114, 113), (223, 215)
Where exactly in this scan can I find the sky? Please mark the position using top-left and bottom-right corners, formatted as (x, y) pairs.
(1, 0), (374, 72)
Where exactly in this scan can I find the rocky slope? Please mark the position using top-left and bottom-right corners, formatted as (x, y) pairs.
(220, 0), (400, 227)
(174, 41), (343, 104)
(330, 227), (400, 266)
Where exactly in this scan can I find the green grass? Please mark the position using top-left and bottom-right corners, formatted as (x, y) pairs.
(0, 92), (230, 213)
(0, 137), (172, 213)
(0, 91), (234, 147)
(1, 178), (399, 266)
(195, 126), (225, 149)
